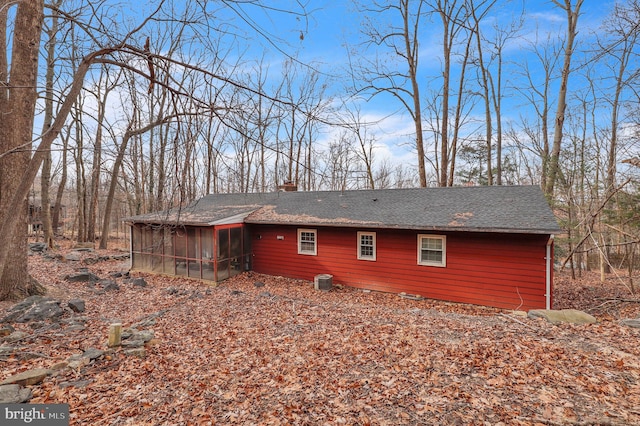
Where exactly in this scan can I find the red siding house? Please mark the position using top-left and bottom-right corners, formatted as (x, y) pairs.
(125, 185), (560, 310)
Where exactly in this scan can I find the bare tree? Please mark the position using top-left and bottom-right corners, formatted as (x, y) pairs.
(87, 67), (122, 242)
(0, 0), (46, 298)
(514, 30), (562, 191)
(40, 1), (62, 248)
(486, 12), (524, 185)
(0, 0), (310, 299)
(467, 0), (497, 185)
(434, 0), (471, 186)
(350, 0), (428, 187)
(545, 0), (584, 197)
(337, 103), (379, 189)
(599, 1), (640, 195)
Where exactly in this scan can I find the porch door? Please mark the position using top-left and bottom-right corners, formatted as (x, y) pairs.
(216, 226), (244, 281)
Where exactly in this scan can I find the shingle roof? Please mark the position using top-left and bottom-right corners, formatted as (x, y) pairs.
(125, 185), (560, 234)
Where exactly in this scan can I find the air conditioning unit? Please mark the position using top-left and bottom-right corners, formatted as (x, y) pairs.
(314, 274), (333, 291)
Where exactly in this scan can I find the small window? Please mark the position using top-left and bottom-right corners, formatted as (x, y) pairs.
(298, 229), (317, 255)
(418, 235), (446, 267)
(357, 232), (376, 261)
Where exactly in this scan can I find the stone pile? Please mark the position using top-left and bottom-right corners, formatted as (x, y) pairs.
(0, 292), (161, 404)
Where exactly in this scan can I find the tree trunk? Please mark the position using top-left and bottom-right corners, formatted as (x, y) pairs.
(439, 7), (451, 187)
(88, 74), (111, 242)
(545, 0), (583, 197)
(0, 0), (45, 299)
(40, 3), (60, 248)
(0, 45), (119, 300)
(100, 115), (177, 249)
(52, 129), (70, 233)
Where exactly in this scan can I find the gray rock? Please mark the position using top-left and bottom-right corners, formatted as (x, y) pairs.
(123, 347), (146, 357)
(621, 319), (640, 328)
(2, 296), (49, 322)
(29, 242), (47, 253)
(68, 299), (85, 313)
(58, 379), (92, 389)
(64, 252), (82, 261)
(189, 291), (203, 299)
(528, 309), (597, 324)
(3, 331), (29, 343)
(1, 296), (65, 324)
(131, 311), (166, 329)
(15, 351), (49, 360)
(131, 277), (147, 287)
(44, 253), (64, 261)
(121, 339), (145, 348)
(102, 280), (120, 292)
(65, 271), (99, 282)
(61, 316), (88, 324)
(82, 348), (105, 360)
(16, 300), (63, 323)
(0, 346), (18, 355)
(0, 324), (15, 337)
(0, 384), (32, 403)
(120, 328), (133, 339)
(0, 368), (51, 386)
(50, 361), (69, 371)
(67, 358), (90, 370)
(254, 281), (265, 287)
(133, 330), (155, 342)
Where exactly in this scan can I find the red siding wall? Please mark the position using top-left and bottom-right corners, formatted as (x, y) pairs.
(249, 225), (552, 310)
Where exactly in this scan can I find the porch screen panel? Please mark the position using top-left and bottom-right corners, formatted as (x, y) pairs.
(163, 228), (174, 274)
(151, 228), (163, 272)
(131, 225), (142, 269)
(174, 229), (187, 276)
(187, 228), (200, 278)
(230, 227), (242, 277)
(187, 228), (199, 259)
(140, 227), (152, 270)
(202, 262), (215, 280)
(217, 229), (230, 281)
(201, 228), (215, 281)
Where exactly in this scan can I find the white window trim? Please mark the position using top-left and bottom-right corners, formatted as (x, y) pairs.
(297, 228), (317, 255)
(417, 234), (446, 267)
(357, 231), (376, 261)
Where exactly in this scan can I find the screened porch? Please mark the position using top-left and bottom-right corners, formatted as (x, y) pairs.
(130, 223), (251, 282)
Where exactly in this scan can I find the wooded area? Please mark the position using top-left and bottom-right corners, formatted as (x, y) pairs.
(1, 0), (640, 299)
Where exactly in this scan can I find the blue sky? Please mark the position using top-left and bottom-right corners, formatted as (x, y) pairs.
(33, 0), (632, 189)
(234, 1), (614, 169)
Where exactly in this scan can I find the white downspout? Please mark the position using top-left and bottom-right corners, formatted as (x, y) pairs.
(546, 235), (554, 310)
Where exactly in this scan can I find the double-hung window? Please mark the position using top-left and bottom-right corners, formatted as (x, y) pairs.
(357, 232), (376, 261)
(418, 235), (446, 267)
(298, 229), (317, 255)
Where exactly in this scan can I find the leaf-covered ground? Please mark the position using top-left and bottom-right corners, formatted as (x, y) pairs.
(2, 244), (640, 425)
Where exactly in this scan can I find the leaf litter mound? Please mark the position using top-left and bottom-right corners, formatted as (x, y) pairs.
(0, 244), (638, 425)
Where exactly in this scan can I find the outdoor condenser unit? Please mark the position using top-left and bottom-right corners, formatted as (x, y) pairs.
(314, 274), (333, 291)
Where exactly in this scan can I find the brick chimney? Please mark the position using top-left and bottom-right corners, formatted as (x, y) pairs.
(277, 180), (298, 192)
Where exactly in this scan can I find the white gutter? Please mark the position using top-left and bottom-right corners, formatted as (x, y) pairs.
(546, 235), (555, 310)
